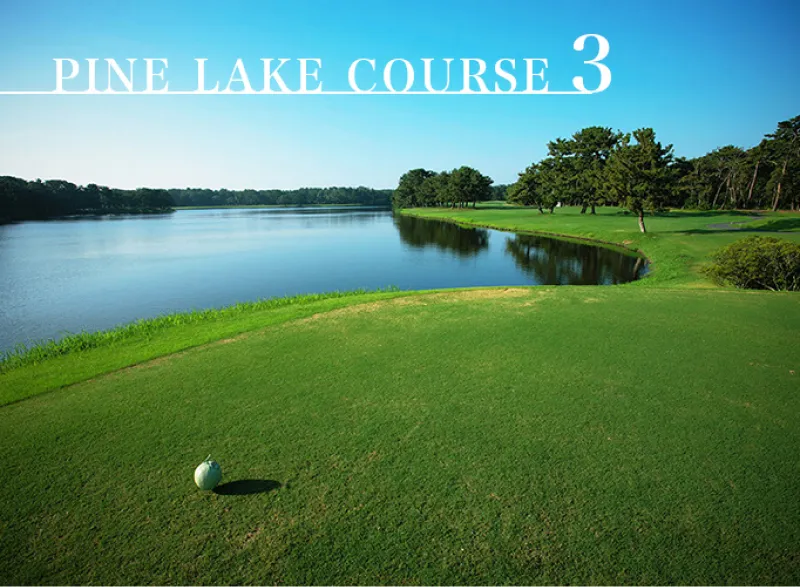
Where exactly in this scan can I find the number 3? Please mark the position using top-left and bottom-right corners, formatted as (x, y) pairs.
(572, 34), (611, 94)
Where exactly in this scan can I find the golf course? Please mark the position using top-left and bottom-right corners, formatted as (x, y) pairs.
(1, 207), (798, 585)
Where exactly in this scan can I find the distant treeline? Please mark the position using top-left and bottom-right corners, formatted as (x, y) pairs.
(169, 186), (392, 208)
(0, 179), (393, 223)
(394, 114), (800, 232)
(0, 177), (173, 222)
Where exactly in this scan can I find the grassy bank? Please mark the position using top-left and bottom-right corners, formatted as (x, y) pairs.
(0, 289), (410, 406)
(401, 206), (800, 287)
(1, 208), (799, 584)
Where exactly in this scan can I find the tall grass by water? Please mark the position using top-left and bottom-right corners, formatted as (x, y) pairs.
(0, 288), (398, 373)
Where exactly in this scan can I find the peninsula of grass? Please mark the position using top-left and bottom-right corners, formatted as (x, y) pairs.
(402, 205), (800, 287)
(1, 208), (799, 585)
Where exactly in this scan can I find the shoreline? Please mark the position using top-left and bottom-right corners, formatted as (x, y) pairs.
(396, 206), (800, 288)
(174, 203), (391, 210)
(3, 206), (798, 404)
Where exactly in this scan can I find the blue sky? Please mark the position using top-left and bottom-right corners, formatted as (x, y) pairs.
(0, 0), (798, 189)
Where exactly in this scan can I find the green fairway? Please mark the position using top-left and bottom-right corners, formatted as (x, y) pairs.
(1, 209), (799, 584)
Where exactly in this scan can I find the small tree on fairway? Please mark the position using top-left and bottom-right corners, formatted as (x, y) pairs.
(507, 160), (560, 213)
(507, 163), (543, 211)
(606, 128), (674, 233)
(764, 115), (800, 211)
(547, 126), (622, 214)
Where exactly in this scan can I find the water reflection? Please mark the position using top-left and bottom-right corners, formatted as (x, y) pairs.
(505, 234), (646, 285)
(392, 215), (646, 285)
(240, 205), (389, 216)
(197, 207), (390, 229)
(0, 208), (649, 353)
(393, 214), (490, 258)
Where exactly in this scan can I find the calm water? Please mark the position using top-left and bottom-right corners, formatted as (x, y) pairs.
(0, 207), (647, 352)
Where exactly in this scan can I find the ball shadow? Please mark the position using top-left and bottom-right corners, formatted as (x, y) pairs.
(213, 479), (281, 495)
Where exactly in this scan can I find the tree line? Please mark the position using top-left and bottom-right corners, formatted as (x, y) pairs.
(169, 186), (391, 208)
(3, 114), (796, 226)
(392, 166), (508, 209)
(394, 114), (799, 232)
(0, 179), (392, 223)
(0, 178), (174, 223)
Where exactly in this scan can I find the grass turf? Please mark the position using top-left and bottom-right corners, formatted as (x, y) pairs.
(1, 208), (799, 584)
(0, 289), (411, 405)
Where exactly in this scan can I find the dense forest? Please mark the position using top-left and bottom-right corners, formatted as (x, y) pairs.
(393, 114), (800, 232)
(0, 180), (393, 223)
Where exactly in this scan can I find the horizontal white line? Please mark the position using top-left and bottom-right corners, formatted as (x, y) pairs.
(0, 90), (594, 96)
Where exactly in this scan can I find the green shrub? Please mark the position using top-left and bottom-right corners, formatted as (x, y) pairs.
(705, 236), (800, 291)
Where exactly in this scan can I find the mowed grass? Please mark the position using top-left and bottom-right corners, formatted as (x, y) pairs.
(0, 289), (410, 405)
(1, 287), (799, 584)
(1, 208), (800, 584)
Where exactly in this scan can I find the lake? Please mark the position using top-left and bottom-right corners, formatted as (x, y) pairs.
(0, 207), (647, 353)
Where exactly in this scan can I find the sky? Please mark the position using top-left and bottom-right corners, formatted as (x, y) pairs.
(0, 0), (798, 190)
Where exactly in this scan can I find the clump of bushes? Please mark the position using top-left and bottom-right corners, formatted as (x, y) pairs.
(705, 236), (800, 291)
